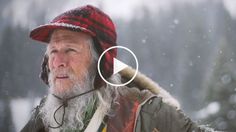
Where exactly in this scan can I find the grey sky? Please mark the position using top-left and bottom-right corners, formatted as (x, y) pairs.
(2, 0), (236, 28)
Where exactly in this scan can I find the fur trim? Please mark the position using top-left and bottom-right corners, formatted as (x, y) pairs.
(119, 66), (180, 109)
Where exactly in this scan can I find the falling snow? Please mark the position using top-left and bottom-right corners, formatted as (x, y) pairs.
(196, 102), (220, 119)
(221, 74), (232, 84)
(189, 61), (193, 66)
(219, 50), (223, 54)
(173, 19), (179, 25)
(141, 38), (147, 44)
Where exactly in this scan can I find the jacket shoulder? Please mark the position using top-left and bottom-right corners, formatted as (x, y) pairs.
(120, 67), (180, 109)
(137, 97), (214, 132)
(20, 97), (47, 132)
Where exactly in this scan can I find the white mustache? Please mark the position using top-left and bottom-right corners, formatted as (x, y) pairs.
(50, 68), (75, 80)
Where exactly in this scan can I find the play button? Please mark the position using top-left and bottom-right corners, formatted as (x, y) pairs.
(97, 46), (138, 86)
(113, 58), (128, 75)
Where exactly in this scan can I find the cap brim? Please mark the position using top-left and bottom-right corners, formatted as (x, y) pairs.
(30, 22), (96, 43)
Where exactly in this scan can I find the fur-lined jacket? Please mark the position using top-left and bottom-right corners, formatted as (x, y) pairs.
(21, 67), (214, 132)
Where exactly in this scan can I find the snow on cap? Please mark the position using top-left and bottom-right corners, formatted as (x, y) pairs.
(31, 5), (117, 85)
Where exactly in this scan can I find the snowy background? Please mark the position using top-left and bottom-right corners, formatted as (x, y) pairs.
(0, 0), (236, 131)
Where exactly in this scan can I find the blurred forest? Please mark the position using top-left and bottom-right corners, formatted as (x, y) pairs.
(0, 0), (236, 132)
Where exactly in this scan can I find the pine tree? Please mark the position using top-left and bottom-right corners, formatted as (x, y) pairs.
(202, 40), (236, 132)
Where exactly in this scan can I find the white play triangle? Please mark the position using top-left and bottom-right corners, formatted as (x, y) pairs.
(113, 58), (128, 75)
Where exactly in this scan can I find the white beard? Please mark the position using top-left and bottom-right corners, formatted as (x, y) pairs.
(39, 64), (120, 131)
(40, 69), (96, 132)
(41, 92), (95, 132)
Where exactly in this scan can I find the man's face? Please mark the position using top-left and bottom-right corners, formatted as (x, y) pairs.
(47, 29), (93, 94)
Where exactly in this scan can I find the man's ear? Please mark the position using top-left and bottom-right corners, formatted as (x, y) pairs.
(40, 55), (50, 85)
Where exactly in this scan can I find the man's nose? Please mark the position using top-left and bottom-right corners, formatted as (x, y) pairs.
(53, 53), (68, 68)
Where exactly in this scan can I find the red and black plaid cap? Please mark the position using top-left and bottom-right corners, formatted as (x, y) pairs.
(30, 5), (117, 85)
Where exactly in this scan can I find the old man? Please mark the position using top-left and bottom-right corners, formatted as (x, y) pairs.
(21, 5), (214, 132)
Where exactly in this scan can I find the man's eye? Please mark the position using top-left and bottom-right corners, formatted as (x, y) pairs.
(66, 48), (77, 53)
(50, 49), (57, 54)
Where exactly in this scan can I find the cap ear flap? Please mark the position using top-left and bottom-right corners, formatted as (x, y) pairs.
(40, 55), (50, 85)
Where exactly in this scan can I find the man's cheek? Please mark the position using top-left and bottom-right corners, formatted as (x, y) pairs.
(48, 58), (54, 70)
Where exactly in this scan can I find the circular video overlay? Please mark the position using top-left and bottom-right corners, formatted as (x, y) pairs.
(97, 46), (138, 86)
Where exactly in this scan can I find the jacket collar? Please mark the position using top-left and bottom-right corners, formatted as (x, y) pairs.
(120, 66), (180, 109)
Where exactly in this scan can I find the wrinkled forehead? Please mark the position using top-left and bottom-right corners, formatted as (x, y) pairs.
(47, 29), (93, 48)
(50, 29), (91, 42)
